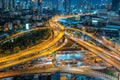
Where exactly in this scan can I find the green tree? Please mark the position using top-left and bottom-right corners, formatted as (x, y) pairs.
(13, 46), (21, 53)
(21, 46), (26, 50)
(4, 50), (11, 56)
(105, 70), (116, 77)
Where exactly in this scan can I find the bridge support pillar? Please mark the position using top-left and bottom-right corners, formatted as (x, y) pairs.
(53, 52), (58, 67)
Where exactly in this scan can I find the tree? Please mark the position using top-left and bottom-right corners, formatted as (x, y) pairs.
(4, 50), (11, 56)
(13, 46), (21, 53)
(105, 70), (116, 77)
(21, 46), (26, 50)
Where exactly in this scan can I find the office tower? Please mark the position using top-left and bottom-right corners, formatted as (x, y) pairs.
(105, 0), (111, 10)
(58, 0), (64, 11)
(64, 0), (71, 13)
(9, 0), (15, 11)
(16, 1), (23, 11)
(31, 0), (37, 10)
(112, 0), (120, 11)
(1, 0), (3, 10)
(38, 0), (42, 9)
(37, 0), (42, 15)
(31, 0), (35, 10)
(52, 0), (58, 11)
(0, 0), (2, 9)
(2, 0), (9, 10)
(27, 1), (31, 9)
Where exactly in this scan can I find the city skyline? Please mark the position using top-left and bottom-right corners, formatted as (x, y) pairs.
(0, 0), (120, 80)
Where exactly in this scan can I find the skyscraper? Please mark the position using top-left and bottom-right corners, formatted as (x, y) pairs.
(31, 0), (35, 10)
(57, 0), (64, 11)
(37, 0), (42, 15)
(0, 0), (3, 9)
(15, 1), (23, 11)
(112, 0), (120, 11)
(9, 0), (15, 11)
(1, 0), (15, 11)
(2, 0), (9, 10)
(52, 0), (58, 11)
(64, 0), (71, 13)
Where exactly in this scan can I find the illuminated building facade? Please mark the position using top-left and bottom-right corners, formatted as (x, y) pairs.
(112, 0), (120, 11)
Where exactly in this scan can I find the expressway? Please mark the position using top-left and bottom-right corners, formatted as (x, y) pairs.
(0, 27), (50, 44)
(0, 20), (65, 63)
(66, 28), (120, 56)
(65, 31), (120, 61)
(55, 13), (120, 55)
(0, 33), (52, 62)
(54, 14), (120, 70)
(85, 41), (120, 61)
(0, 28), (55, 62)
(0, 30), (63, 63)
(66, 35), (120, 70)
(0, 14), (120, 79)
(0, 16), (66, 69)
(0, 67), (117, 80)
(0, 14), (90, 64)
(102, 37), (120, 52)
(0, 38), (67, 70)
(58, 15), (120, 70)
(0, 17), (65, 69)
(84, 41), (120, 61)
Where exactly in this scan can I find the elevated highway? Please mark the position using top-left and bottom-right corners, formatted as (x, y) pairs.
(65, 30), (120, 61)
(66, 35), (120, 70)
(53, 15), (120, 70)
(0, 67), (117, 80)
(102, 37), (120, 52)
(65, 28), (120, 56)
(0, 14), (120, 79)
(0, 27), (50, 44)
(0, 28), (63, 63)
(0, 38), (67, 70)
(0, 16), (65, 69)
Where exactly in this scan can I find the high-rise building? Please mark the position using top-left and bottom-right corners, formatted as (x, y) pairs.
(37, 0), (42, 15)
(31, 0), (35, 10)
(52, 0), (58, 11)
(64, 0), (71, 13)
(0, 0), (3, 9)
(9, 0), (15, 11)
(16, 1), (23, 11)
(2, 0), (9, 10)
(57, 0), (64, 11)
(32, 0), (38, 10)
(112, 0), (120, 11)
